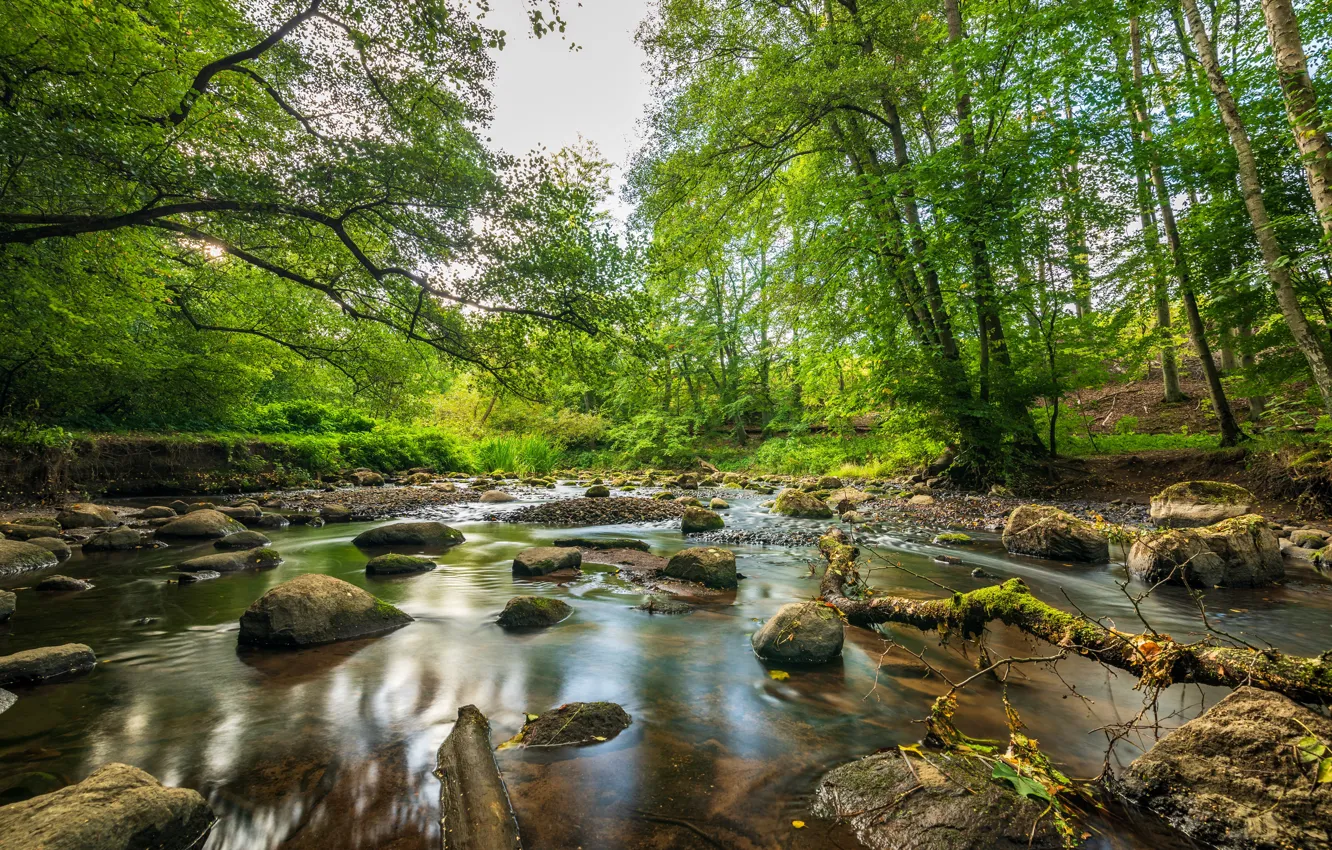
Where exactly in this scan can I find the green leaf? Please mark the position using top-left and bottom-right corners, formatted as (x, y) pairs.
(1318, 758), (1332, 786)
(992, 761), (1052, 802)
(1297, 736), (1326, 763)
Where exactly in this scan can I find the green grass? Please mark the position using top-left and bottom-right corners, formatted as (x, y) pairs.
(474, 434), (564, 476)
(1058, 432), (1222, 456)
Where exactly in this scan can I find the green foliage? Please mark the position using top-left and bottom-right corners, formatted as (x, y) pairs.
(474, 434), (564, 476)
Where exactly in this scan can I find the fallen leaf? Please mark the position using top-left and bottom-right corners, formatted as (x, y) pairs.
(792, 820), (805, 829)
(769, 670), (790, 681)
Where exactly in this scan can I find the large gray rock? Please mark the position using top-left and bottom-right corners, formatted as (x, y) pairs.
(365, 553), (436, 576)
(136, 506), (177, 519)
(0, 522), (61, 540)
(1126, 515), (1283, 587)
(0, 539), (59, 577)
(0, 644), (96, 687)
(813, 748), (1061, 850)
(0, 590), (14, 622)
(1150, 480), (1257, 528)
(55, 503), (119, 529)
(827, 486), (873, 512)
(350, 469), (385, 487)
(352, 522), (464, 548)
(214, 504), (262, 520)
(26, 537), (72, 562)
(156, 509), (246, 540)
(512, 547), (581, 576)
(213, 530), (271, 550)
(497, 595), (572, 627)
(681, 506), (724, 533)
(664, 546), (737, 589)
(751, 601), (844, 663)
(436, 706), (521, 850)
(238, 574), (412, 648)
(178, 549), (282, 573)
(1002, 504), (1108, 563)
(0, 762), (215, 850)
(771, 488), (834, 518)
(478, 490), (515, 503)
(1119, 687), (1332, 850)
(83, 528), (155, 552)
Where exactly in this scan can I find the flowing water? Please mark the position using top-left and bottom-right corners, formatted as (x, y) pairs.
(2, 485), (1330, 849)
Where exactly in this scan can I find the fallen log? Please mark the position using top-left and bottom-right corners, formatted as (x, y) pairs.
(435, 705), (523, 850)
(817, 528), (1332, 705)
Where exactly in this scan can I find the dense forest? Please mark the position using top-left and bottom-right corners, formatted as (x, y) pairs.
(4, 0), (1332, 483)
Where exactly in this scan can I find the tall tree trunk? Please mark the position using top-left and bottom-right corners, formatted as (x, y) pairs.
(1131, 16), (1242, 445)
(1182, 0), (1332, 417)
(1059, 99), (1094, 317)
(1260, 0), (1332, 240)
(1117, 31), (1185, 403)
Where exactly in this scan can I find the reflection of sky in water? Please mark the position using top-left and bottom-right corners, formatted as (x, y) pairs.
(0, 484), (1329, 848)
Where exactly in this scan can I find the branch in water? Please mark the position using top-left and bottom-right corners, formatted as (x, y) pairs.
(816, 529), (1332, 705)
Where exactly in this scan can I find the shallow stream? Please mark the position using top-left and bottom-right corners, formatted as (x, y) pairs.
(3, 485), (1330, 849)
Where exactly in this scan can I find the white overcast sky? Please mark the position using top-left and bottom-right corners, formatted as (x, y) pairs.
(482, 0), (655, 208)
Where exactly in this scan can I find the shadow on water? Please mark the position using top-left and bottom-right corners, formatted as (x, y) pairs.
(0, 484), (1327, 848)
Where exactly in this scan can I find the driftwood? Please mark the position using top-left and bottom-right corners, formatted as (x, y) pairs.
(435, 705), (523, 850)
(817, 529), (1332, 704)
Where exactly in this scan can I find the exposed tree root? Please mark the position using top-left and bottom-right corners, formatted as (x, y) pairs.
(817, 529), (1332, 704)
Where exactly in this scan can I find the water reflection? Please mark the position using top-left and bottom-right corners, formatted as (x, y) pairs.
(0, 486), (1328, 848)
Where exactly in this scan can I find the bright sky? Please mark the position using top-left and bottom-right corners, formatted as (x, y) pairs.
(483, 0), (655, 208)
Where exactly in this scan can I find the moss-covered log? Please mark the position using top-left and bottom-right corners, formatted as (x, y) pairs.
(817, 529), (1332, 704)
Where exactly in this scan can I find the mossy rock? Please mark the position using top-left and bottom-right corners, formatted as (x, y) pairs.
(238, 574), (412, 648)
(771, 488), (834, 519)
(751, 601), (843, 663)
(497, 595), (572, 627)
(681, 506), (724, 533)
(1002, 505), (1108, 563)
(366, 553), (436, 576)
(552, 537), (650, 552)
(352, 522), (464, 548)
(518, 702), (631, 747)
(513, 546), (581, 576)
(664, 547), (736, 589)
(933, 532), (973, 545)
(584, 484), (611, 498)
(1150, 480), (1256, 528)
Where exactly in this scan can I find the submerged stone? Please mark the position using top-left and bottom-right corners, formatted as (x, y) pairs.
(0, 540), (59, 577)
(520, 702), (631, 747)
(496, 595), (572, 627)
(0, 590), (14, 622)
(552, 537), (650, 552)
(178, 549), (282, 574)
(34, 575), (92, 592)
(365, 553), (436, 576)
(213, 530), (271, 550)
(26, 537), (72, 562)
(352, 521), (464, 548)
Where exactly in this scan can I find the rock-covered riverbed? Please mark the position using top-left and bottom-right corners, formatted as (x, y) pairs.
(1, 475), (1330, 850)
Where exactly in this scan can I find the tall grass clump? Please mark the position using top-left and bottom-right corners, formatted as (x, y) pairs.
(475, 434), (564, 475)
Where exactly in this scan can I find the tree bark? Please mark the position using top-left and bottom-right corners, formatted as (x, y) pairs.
(1182, 0), (1332, 418)
(1260, 0), (1332, 241)
(435, 705), (523, 850)
(1130, 17), (1241, 445)
(817, 530), (1332, 705)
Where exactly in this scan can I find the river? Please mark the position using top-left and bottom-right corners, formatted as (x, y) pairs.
(2, 483), (1329, 849)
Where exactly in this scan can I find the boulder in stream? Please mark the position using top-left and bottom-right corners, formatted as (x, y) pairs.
(213, 530), (271, 550)
(238, 574), (412, 648)
(770, 488), (834, 519)
(0, 539), (59, 577)
(553, 537), (650, 552)
(26, 537), (72, 562)
(813, 748), (1062, 850)
(1119, 687), (1332, 850)
(751, 601), (844, 663)
(436, 705), (521, 850)
(178, 548), (282, 573)
(0, 644), (97, 687)
(1126, 515), (1282, 587)
(55, 503), (119, 529)
(664, 546), (737, 589)
(34, 575), (92, 592)
(479, 490), (515, 503)
(0, 523), (62, 541)
(0, 762), (215, 850)
(497, 595), (572, 627)
(1150, 480), (1257, 528)
(136, 506), (177, 520)
(83, 528), (156, 552)
(156, 509), (247, 540)
(352, 521), (464, 548)
(1001, 505), (1109, 563)
(519, 701), (632, 747)
(584, 484), (611, 498)
(365, 553), (436, 576)
(512, 546), (581, 576)
(681, 506), (724, 533)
